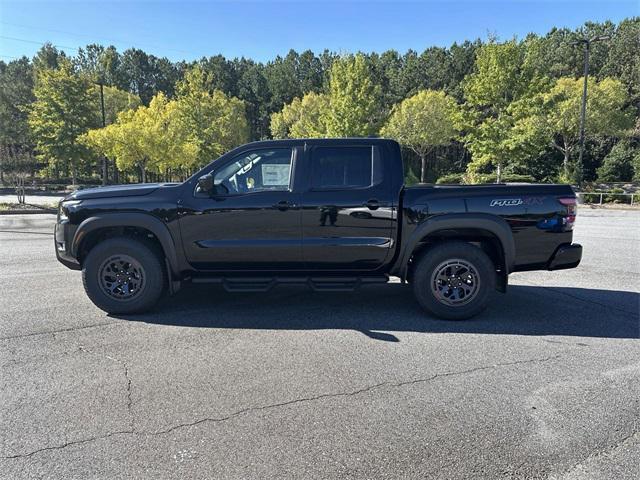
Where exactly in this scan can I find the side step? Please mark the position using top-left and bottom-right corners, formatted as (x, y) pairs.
(191, 275), (389, 293)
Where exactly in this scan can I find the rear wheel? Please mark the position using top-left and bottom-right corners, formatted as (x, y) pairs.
(412, 242), (495, 320)
(82, 237), (165, 314)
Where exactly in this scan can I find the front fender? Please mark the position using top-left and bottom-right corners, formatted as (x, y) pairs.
(71, 213), (183, 276)
(394, 213), (516, 279)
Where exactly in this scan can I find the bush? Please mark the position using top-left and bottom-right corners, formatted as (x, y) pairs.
(404, 167), (421, 186)
(436, 173), (465, 184)
(581, 188), (632, 205)
(473, 173), (535, 184)
(597, 142), (635, 182)
(605, 187), (628, 204)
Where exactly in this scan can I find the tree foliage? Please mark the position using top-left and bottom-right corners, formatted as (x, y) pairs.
(381, 90), (460, 182)
(0, 57), (34, 150)
(536, 77), (633, 179)
(596, 141), (636, 182)
(323, 54), (382, 137)
(83, 67), (249, 180)
(270, 92), (329, 139)
(461, 40), (548, 181)
(28, 59), (97, 184)
(0, 17), (638, 185)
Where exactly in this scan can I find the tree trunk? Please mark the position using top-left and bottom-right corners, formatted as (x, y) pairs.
(140, 165), (146, 183)
(71, 163), (77, 186)
(420, 154), (426, 183)
(113, 158), (119, 184)
(496, 162), (502, 183)
(102, 156), (108, 186)
(563, 149), (570, 179)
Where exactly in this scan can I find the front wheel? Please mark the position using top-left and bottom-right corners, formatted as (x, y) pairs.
(82, 237), (165, 314)
(412, 242), (495, 320)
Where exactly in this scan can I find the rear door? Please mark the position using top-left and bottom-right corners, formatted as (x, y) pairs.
(300, 144), (395, 270)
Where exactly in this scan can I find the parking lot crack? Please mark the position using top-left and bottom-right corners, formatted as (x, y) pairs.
(149, 354), (562, 436)
(1, 354), (562, 459)
(0, 322), (122, 341)
(1, 430), (134, 460)
(78, 347), (135, 431)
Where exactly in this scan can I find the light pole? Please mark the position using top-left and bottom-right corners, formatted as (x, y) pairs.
(94, 80), (108, 186)
(571, 34), (610, 184)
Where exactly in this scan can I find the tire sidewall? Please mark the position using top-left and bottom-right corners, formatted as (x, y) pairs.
(412, 242), (495, 320)
(82, 238), (165, 314)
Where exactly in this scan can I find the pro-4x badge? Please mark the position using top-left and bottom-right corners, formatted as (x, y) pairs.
(490, 198), (523, 207)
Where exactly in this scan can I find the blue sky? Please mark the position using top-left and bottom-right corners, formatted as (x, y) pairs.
(0, 1), (637, 62)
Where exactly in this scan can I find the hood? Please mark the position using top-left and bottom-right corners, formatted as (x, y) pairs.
(65, 183), (175, 201)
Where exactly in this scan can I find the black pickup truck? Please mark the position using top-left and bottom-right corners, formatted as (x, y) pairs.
(55, 138), (582, 320)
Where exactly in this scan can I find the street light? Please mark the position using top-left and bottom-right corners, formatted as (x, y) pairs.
(571, 34), (610, 184)
(94, 80), (107, 186)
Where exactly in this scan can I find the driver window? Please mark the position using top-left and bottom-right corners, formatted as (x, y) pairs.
(214, 148), (293, 194)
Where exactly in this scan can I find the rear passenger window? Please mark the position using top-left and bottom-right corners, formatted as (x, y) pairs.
(311, 146), (383, 190)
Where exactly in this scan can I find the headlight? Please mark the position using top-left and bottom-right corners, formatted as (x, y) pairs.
(58, 199), (82, 219)
(61, 200), (82, 208)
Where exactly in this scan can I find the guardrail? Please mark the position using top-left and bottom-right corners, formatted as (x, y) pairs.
(576, 192), (636, 205)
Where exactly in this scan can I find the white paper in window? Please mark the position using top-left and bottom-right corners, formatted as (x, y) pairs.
(262, 164), (290, 186)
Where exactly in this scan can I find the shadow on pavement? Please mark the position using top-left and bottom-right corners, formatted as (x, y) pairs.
(117, 284), (640, 342)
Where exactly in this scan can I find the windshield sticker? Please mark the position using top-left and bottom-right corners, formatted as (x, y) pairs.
(262, 164), (291, 186)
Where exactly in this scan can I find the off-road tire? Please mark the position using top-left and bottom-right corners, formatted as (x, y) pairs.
(82, 237), (165, 314)
(412, 241), (495, 320)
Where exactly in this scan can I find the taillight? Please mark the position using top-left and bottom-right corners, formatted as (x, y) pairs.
(558, 197), (577, 230)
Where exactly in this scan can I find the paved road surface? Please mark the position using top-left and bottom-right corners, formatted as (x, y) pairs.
(1, 209), (638, 479)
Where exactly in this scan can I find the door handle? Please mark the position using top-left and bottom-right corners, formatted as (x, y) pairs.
(273, 200), (293, 211)
(364, 199), (380, 210)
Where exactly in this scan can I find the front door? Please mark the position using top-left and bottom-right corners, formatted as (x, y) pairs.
(179, 147), (302, 270)
(301, 144), (395, 271)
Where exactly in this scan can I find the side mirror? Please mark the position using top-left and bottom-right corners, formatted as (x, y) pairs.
(196, 174), (214, 196)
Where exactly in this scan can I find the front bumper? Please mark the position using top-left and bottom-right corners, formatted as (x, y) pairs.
(54, 220), (81, 270)
(547, 243), (582, 271)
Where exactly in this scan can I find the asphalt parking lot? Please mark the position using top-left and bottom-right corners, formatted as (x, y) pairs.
(1, 209), (639, 479)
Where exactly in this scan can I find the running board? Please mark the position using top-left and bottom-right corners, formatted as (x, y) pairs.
(191, 275), (389, 293)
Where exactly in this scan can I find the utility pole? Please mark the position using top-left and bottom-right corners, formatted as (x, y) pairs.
(571, 34), (610, 184)
(96, 81), (108, 186)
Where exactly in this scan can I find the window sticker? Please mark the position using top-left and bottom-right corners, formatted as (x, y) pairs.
(262, 164), (291, 186)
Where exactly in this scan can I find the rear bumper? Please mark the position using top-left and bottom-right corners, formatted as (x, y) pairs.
(547, 243), (582, 271)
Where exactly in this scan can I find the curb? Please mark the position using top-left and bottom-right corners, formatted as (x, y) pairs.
(0, 209), (56, 215)
(581, 204), (640, 211)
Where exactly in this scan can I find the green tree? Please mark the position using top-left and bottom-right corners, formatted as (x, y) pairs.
(75, 44), (123, 87)
(270, 91), (329, 139)
(596, 141), (636, 182)
(236, 61), (271, 139)
(602, 17), (640, 111)
(461, 40), (547, 181)
(173, 66), (249, 169)
(120, 48), (179, 104)
(28, 59), (98, 184)
(264, 50), (304, 115)
(323, 54), (381, 137)
(0, 57), (35, 171)
(381, 90), (460, 182)
(537, 77), (633, 180)
(32, 43), (66, 71)
(97, 85), (142, 125)
(82, 93), (189, 182)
